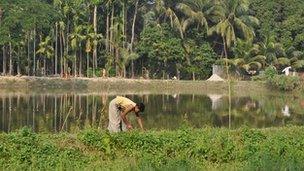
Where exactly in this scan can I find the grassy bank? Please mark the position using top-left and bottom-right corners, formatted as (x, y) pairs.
(1, 126), (304, 170)
(0, 76), (267, 95)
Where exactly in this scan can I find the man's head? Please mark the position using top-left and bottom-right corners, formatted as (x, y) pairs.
(135, 103), (145, 114)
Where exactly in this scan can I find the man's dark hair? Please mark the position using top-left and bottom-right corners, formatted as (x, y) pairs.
(136, 103), (145, 113)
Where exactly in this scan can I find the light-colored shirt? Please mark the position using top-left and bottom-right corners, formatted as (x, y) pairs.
(114, 96), (136, 111)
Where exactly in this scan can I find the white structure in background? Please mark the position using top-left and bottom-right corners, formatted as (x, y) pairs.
(207, 94), (223, 110)
(282, 66), (292, 76)
(207, 65), (224, 81)
(282, 105), (290, 117)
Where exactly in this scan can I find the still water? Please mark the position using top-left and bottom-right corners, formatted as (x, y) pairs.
(0, 92), (304, 132)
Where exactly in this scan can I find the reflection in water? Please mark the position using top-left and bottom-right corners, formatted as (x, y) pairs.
(0, 93), (304, 132)
(207, 94), (223, 110)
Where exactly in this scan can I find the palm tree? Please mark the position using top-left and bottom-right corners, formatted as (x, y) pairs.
(111, 16), (124, 76)
(84, 25), (94, 77)
(70, 25), (86, 77)
(254, 36), (286, 66)
(120, 45), (139, 77)
(176, 0), (212, 35)
(207, 0), (258, 122)
(36, 36), (54, 76)
(208, 0), (259, 58)
(227, 39), (266, 75)
(83, 24), (102, 77)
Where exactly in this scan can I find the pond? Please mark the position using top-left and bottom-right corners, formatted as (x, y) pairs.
(0, 92), (304, 132)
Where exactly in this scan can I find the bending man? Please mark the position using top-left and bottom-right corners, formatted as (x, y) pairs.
(108, 96), (145, 132)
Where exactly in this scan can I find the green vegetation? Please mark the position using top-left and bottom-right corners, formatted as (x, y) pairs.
(1, 126), (304, 170)
(252, 66), (302, 91)
(0, 0), (303, 79)
(267, 75), (301, 91)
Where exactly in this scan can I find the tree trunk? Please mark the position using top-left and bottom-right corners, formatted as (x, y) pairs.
(222, 36), (231, 129)
(60, 29), (64, 77)
(55, 22), (58, 75)
(122, 1), (126, 49)
(115, 48), (119, 77)
(192, 72), (195, 81)
(43, 55), (46, 76)
(123, 66), (126, 78)
(9, 38), (13, 76)
(176, 64), (180, 80)
(17, 47), (20, 76)
(74, 46), (77, 77)
(27, 32), (31, 76)
(33, 28), (36, 76)
(2, 45), (6, 75)
(106, 14), (110, 52)
(39, 35), (45, 76)
(110, 6), (114, 54)
(66, 21), (69, 77)
(86, 52), (89, 77)
(130, 0), (139, 78)
(79, 43), (82, 77)
(93, 5), (98, 77)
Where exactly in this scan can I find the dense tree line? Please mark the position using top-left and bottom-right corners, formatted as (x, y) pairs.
(0, 0), (303, 80)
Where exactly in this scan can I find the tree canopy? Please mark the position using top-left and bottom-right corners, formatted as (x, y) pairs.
(0, 0), (303, 79)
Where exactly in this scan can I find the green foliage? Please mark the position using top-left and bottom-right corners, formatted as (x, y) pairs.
(264, 66), (278, 79)
(0, 127), (89, 170)
(252, 65), (277, 81)
(185, 43), (216, 79)
(137, 24), (185, 77)
(2, 126), (304, 170)
(267, 75), (301, 91)
(86, 67), (102, 77)
(1, 0), (304, 79)
(250, 0), (304, 49)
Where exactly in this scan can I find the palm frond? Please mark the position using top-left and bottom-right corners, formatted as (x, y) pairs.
(277, 57), (291, 66)
(292, 60), (304, 69)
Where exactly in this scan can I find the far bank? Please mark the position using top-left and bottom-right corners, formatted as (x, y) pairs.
(0, 76), (269, 95)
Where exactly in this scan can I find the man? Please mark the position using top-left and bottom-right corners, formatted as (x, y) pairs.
(108, 96), (145, 132)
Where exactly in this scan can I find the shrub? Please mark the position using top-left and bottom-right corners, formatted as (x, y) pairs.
(267, 75), (301, 91)
(252, 66), (277, 81)
(86, 68), (103, 77)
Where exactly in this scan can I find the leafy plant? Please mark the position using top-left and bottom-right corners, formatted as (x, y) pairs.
(267, 75), (301, 91)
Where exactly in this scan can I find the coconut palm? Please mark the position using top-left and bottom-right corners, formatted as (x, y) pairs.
(208, 0), (259, 58)
(254, 36), (285, 66)
(176, 0), (213, 34)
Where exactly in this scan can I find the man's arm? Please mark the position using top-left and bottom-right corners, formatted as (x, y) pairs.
(120, 106), (133, 129)
(135, 113), (144, 131)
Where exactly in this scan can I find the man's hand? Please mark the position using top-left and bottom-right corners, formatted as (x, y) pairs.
(127, 124), (133, 130)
